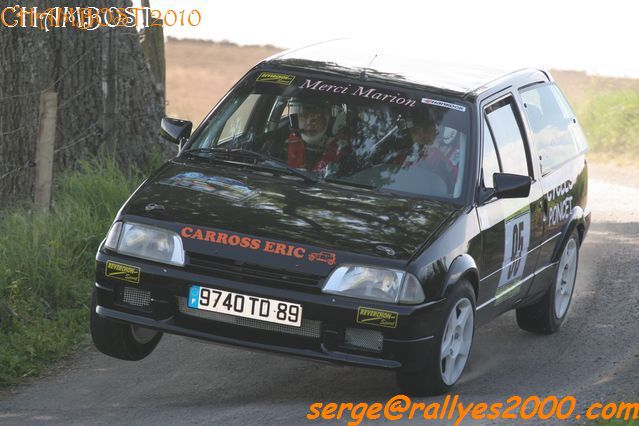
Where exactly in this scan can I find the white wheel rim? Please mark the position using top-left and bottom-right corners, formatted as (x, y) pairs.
(554, 238), (578, 318)
(130, 326), (157, 344)
(440, 298), (474, 386)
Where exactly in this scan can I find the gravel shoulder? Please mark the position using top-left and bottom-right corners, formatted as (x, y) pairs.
(1, 162), (638, 425)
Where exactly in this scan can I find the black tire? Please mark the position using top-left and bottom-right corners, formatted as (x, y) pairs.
(516, 230), (580, 334)
(90, 289), (162, 361)
(396, 280), (476, 396)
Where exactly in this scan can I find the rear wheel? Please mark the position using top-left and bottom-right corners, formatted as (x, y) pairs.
(397, 280), (475, 396)
(90, 289), (162, 360)
(516, 230), (579, 334)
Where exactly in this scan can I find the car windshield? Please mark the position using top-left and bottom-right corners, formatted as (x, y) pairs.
(187, 70), (472, 201)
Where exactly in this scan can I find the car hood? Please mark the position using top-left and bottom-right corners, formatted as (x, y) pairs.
(122, 159), (458, 272)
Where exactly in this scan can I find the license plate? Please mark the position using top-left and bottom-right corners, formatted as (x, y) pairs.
(188, 285), (302, 327)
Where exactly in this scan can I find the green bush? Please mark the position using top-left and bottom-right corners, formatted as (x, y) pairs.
(577, 89), (639, 156)
(0, 157), (158, 387)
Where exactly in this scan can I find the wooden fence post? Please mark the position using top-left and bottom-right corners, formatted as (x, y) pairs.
(34, 91), (57, 211)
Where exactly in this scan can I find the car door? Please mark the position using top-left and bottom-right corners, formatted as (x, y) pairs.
(476, 93), (546, 319)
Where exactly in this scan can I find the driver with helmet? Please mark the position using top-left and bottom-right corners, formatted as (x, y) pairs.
(286, 98), (349, 173)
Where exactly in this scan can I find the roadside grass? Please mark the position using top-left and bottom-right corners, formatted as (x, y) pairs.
(575, 89), (639, 164)
(0, 156), (161, 388)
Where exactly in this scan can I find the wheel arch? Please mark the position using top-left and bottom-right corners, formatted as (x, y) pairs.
(440, 254), (479, 302)
(551, 206), (585, 262)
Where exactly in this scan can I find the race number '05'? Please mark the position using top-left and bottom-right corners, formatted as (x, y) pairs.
(497, 207), (531, 301)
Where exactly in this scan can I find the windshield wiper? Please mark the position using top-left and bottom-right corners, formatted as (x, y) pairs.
(323, 177), (379, 191)
(182, 147), (319, 183)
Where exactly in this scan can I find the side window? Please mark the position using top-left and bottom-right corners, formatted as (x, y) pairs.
(520, 84), (585, 174)
(482, 121), (501, 187)
(218, 94), (260, 142)
(551, 85), (588, 153)
(264, 96), (291, 133)
(485, 99), (530, 177)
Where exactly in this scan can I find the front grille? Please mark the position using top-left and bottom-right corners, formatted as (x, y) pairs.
(188, 253), (323, 289)
(122, 286), (151, 307)
(177, 297), (321, 338)
(344, 328), (384, 352)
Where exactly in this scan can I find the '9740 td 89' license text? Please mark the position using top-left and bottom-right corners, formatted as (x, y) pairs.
(188, 286), (302, 327)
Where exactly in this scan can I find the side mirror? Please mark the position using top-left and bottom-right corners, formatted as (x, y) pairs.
(493, 173), (532, 199)
(160, 117), (192, 144)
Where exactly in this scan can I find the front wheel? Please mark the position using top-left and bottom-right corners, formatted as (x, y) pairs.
(396, 280), (475, 396)
(516, 230), (580, 334)
(90, 289), (162, 360)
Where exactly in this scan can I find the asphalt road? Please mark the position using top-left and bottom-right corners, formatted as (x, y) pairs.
(1, 165), (638, 425)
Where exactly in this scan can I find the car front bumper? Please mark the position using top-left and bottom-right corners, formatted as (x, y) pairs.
(94, 251), (446, 371)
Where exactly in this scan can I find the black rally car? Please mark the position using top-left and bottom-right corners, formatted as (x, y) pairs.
(91, 40), (590, 395)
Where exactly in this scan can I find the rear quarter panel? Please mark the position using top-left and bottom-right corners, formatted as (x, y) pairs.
(525, 152), (589, 300)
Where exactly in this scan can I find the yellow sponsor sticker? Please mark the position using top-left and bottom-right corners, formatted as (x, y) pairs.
(356, 307), (398, 328)
(105, 261), (141, 284)
(256, 72), (296, 86)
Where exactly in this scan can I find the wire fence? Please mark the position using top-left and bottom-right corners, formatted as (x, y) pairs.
(0, 26), (166, 206)
(0, 52), (101, 187)
(0, 50), (95, 102)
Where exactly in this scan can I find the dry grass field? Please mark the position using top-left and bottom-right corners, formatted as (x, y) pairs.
(553, 69), (639, 103)
(165, 39), (280, 124)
